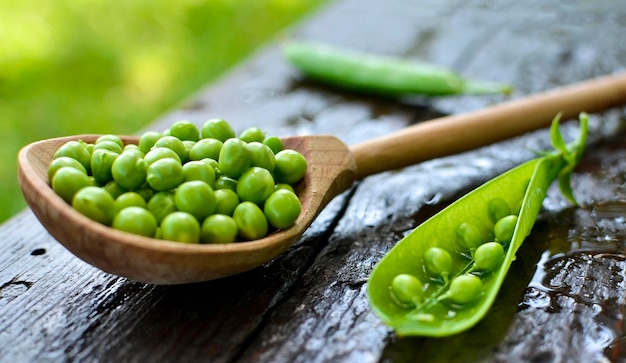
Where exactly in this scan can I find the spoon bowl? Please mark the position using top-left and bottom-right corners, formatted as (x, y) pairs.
(18, 72), (626, 284)
(18, 134), (356, 284)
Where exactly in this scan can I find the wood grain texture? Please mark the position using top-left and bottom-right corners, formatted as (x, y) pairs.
(2, 0), (626, 362)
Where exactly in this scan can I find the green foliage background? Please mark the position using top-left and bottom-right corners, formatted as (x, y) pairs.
(0, 0), (327, 223)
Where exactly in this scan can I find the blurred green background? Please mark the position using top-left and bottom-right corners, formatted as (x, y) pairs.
(1, 0), (327, 224)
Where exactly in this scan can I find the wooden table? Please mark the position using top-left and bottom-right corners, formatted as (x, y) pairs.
(3, 1), (626, 362)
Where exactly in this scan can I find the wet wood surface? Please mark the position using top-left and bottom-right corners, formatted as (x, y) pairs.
(2, 0), (626, 362)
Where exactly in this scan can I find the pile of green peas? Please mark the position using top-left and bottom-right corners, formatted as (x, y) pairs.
(389, 197), (518, 310)
(48, 118), (308, 244)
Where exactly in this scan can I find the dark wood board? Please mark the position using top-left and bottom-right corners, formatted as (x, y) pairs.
(2, 0), (626, 362)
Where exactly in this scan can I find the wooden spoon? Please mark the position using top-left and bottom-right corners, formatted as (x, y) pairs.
(18, 73), (626, 284)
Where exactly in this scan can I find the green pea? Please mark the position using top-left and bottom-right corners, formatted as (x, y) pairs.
(72, 186), (116, 225)
(239, 127), (266, 143)
(53, 140), (92, 174)
(494, 215), (518, 243)
(182, 160), (216, 187)
(236, 167), (275, 205)
(183, 140), (195, 161)
(189, 138), (223, 161)
(233, 201), (268, 240)
(52, 166), (94, 203)
(214, 188), (239, 216)
(247, 142), (276, 172)
(455, 222), (483, 250)
(121, 146), (145, 159)
(96, 134), (124, 149)
(263, 189), (301, 229)
(114, 192), (147, 212)
(153, 135), (187, 163)
(103, 180), (128, 199)
(263, 136), (284, 154)
(112, 206), (158, 238)
(48, 156), (87, 183)
(144, 147), (182, 165)
(146, 158), (184, 191)
(138, 131), (162, 154)
(488, 197), (511, 224)
(275, 183), (295, 193)
(146, 191), (177, 225)
(273, 149), (307, 184)
(423, 247), (453, 281)
(201, 214), (238, 244)
(391, 274), (423, 305)
(446, 275), (483, 305)
(214, 176), (237, 191)
(201, 118), (236, 142)
(174, 181), (217, 220)
(218, 138), (251, 179)
(160, 211), (200, 243)
(111, 151), (148, 190)
(93, 140), (123, 154)
(90, 148), (119, 185)
(201, 158), (221, 177)
(169, 120), (200, 141)
(473, 242), (505, 271)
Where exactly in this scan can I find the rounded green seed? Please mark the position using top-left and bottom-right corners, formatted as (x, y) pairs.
(473, 242), (505, 271)
(423, 247), (453, 280)
(488, 197), (511, 224)
(494, 215), (518, 243)
(446, 274), (483, 305)
(391, 274), (423, 305)
(455, 222), (484, 250)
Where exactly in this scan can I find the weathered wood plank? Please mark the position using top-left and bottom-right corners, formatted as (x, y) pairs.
(1, 0), (626, 362)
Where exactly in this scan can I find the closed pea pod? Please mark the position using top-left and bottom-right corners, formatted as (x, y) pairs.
(283, 41), (511, 97)
(368, 113), (589, 337)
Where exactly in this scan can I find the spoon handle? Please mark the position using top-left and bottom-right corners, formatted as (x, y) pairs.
(350, 72), (626, 179)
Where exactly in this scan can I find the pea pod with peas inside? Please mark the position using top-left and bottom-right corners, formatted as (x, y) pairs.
(282, 40), (512, 97)
(367, 113), (588, 337)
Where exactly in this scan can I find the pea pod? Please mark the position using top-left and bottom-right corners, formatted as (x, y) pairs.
(367, 113), (588, 337)
(283, 40), (512, 97)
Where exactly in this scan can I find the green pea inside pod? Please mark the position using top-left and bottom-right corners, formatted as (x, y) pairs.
(90, 148), (119, 185)
(146, 191), (177, 225)
(146, 158), (184, 192)
(201, 214), (238, 244)
(239, 127), (266, 143)
(113, 206), (158, 238)
(273, 149), (307, 184)
(111, 151), (148, 191)
(236, 167), (275, 205)
(189, 138), (223, 161)
(441, 274), (484, 305)
(494, 215), (518, 244)
(138, 131), (162, 154)
(263, 189), (301, 229)
(390, 274), (423, 306)
(247, 141), (276, 173)
(174, 181), (217, 221)
(455, 222), (483, 250)
(169, 120), (200, 142)
(48, 156), (87, 183)
(219, 138), (251, 179)
(160, 211), (201, 244)
(52, 166), (94, 204)
(201, 118), (236, 142)
(473, 242), (505, 271)
(423, 247), (453, 282)
(488, 197), (512, 224)
(233, 201), (268, 240)
(72, 186), (116, 226)
(53, 140), (92, 174)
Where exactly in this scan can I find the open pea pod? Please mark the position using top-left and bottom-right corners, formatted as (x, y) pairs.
(367, 113), (588, 337)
